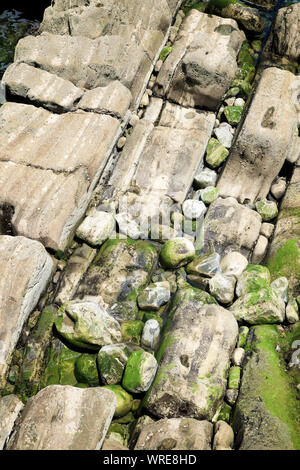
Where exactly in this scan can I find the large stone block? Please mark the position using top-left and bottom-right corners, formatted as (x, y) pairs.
(0, 236), (53, 386)
(217, 67), (300, 203)
(0, 102), (120, 250)
(154, 10), (245, 110)
(7, 385), (116, 450)
(145, 288), (238, 420)
(269, 2), (300, 62)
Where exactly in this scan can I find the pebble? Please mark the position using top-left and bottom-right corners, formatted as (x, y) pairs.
(214, 123), (234, 149)
(154, 59), (163, 73)
(252, 235), (268, 264)
(220, 251), (248, 279)
(193, 167), (218, 189)
(286, 299), (299, 324)
(117, 136), (127, 149)
(141, 319), (161, 350)
(260, 222), (274, 239)
(232, 348), (245, 366)
(271, 178), (286, 200)
(270, 277), (289, 304)
(76, 211), (115, 246)
(225, 389), (239, 406)
(182, 199), (207, 220)
(209, 273), (236, 304)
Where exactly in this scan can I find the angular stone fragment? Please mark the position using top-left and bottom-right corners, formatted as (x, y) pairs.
(206, 138), (229, 168)
(219, 3), (265, 33)
(55, 301), (122, 350)
(202, 198), (261, 258)
(252, 235), (268, 264)
(155, 10), (245, 110)
(76, 211), (115, 246)
(182, 200), (207, 220)
(77, 81), (132, 119)
(194, 167), (218, 189)
(269, 2), (300, 62)
(186, 252), (221, 277)
(200, 186), (219, 205)
(0, 102), (121, 250)
(209, 273), (236, 304)
(7, 385), (116, 450)
(135, 418), (213, 450)
(217, 68), (300, 203)
(233, 325), (300, 450)
(270, 277), (289, 304)
(141, 320), (161, 350)
(145, 288), (238, 420)
(230, 287), (285, 324)
(236, 264), (271, 298)
(286, 299), (299, 324)
(137, 282), (170, 311)
(220, 251), (248, 278)
(2, 62), (84, 112)
(0, 235), (53, 386)
(0, 395), (24, 450)
(122, 350), (158, 393)
(260, 222), (274, 239)
(55, 244), (96, 305)
(75, 239), (158, 320)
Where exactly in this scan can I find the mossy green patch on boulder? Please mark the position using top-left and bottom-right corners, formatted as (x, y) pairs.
(256, 198), (278, 221)
(218, 402), (232, 423)
(236, 264), (271, 297)
(228, 366), (241, 389)
(122, 350), (158, 393)
(182, 1), (208, 14)
(238, 326), (249, 348)
(233, 324), (300, 449)
(224, 106), (243, 126)
(160, 237), (195, 269)
(231, 79), (252, 98)
(226, 86), (240, 98)
(74, 354), (99, 386)
(205, 138), (229, 168)
(40, 338), (81, 389)
(159, 46), (172, 62)
(97, 344), (133, 385)
(121, 321), (144, 345)
(266, 239), (300, 296)
(201, 186), (219, 205)
(102, 384), (133, 417)
(238, 43), (255, 67)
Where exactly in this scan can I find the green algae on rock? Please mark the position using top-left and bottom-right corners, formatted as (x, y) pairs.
(236, 264), (271, 297)
(256, 198), (278, 221)
(74, 354), (99, 386)
(224, 106), (243, 126)
(228, 366), (241, 389)
(160, 237), (195, 269)
(121, 321), (144, 345)
(201, 186), (219, 205)
(233, 324), (300, 450)
(159, 46), (172, 62)
(122, 350), (158, 393)
(205, 138), (229, 168)
(97, 344), (133, 385)
(102, 384), (133, 418)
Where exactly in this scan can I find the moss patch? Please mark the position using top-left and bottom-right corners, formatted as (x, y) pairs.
(266, 239), (300, 295)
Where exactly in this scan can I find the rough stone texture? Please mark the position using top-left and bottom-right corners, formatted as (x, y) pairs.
(0, 236), (53, 386)
(55, 244), (96, 305)
(76, 211), (115, 246)
(135, 418), (213, 450)
(230, 288), (285, 324)
(0, 395), (24, 450)
(154, 10), (245, 110)
(7, 385), (116, 450)
(220, 251), (248, 278)
(0, 102), (121, 250)
(74, 239), (158, 320)
(219, 3), (265, 33)
(217, 68), (300, 203)
(269, 3), (300, 62)
(105, 102), (215, 220)
(2, 62), (84, 112)
(77, 81), (132, 119)
(202, 197), (261, 258)
(145, 288), (238, 420)
(252, 235), (268, 264)
(213, 420), (234, 450)
(266, 166), (300, 296)
(233, 325), (300, 450)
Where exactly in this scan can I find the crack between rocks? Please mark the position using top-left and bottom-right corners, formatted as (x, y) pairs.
(0, 159), (90, 179)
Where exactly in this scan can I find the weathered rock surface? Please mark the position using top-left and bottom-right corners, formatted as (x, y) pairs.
(105, 102), (215, 219)
(230, 287), (285, 324)
(154, 10), (245, 110)
(135, 418), (213, 450)
(266, 166), (300, 296)
(0, 102), (121, 250)
(76, 211), (115, 246)
(269, 3), (300, 62)
(233, 325), (300, 450)
(74, 239), (158, 320)
(2, 62), (84, 112)
(7, 385), (116, 450)
(202, 197), (261, 258)
(145, 287), (238, 420)
(0, 236), (53, 386)
(0, 395), (24, 450)
(217, 68), (300, 203)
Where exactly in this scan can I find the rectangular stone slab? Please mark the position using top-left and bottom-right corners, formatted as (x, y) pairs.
(145, 290), (238, 421)
(7, 385), (116, 450)
(0, 236), (53, 386)
(0, 102), (121, 250)
(105, 102), (215, 220)
(217, 67), (300, 203)
(201, 197), (262, 259)
(154, 10), (245, 110)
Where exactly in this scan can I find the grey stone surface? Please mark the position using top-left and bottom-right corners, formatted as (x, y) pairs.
(7, 385), (116, 450)
(0, 236), (53, 386)
(0, 395), (24, 450)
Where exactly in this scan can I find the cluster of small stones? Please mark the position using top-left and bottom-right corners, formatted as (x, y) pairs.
(0, 0), (300, 451)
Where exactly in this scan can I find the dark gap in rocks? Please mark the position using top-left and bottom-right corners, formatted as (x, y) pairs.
(0, 203), (15, 236)
(278, 159), (294, 183)
(0, 1), (51, 22)
(5, 88), (66, 115)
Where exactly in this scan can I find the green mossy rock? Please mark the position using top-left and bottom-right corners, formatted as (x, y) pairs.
(256, 198), (278, 221)
(226, 86), (240, 98)
(102, 384), (133, 417)
(182, 1), (207, 14)
(159, 46), (172, 62)
(231, 79), (252, 98)
(74, 354), (99, 386)
(97, 344), (133, 385)
(121, 321), (144, 345)
(160, 237), (195, 269)
(224, 106), (243, 126)
(238, 43), (255, 67)
(40, 338), (81, 389)
(233, 324), (300, 449)
(267, 239), (300, 296)
(205, 138), (229, 168)
(228, 366), (241, 389)
(218, 402), (232, 423)
(238, 326), (249, 348)
(122, 350), (158, 393)
(201, 186), (219, 205)
(236, 264), (271, 297)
